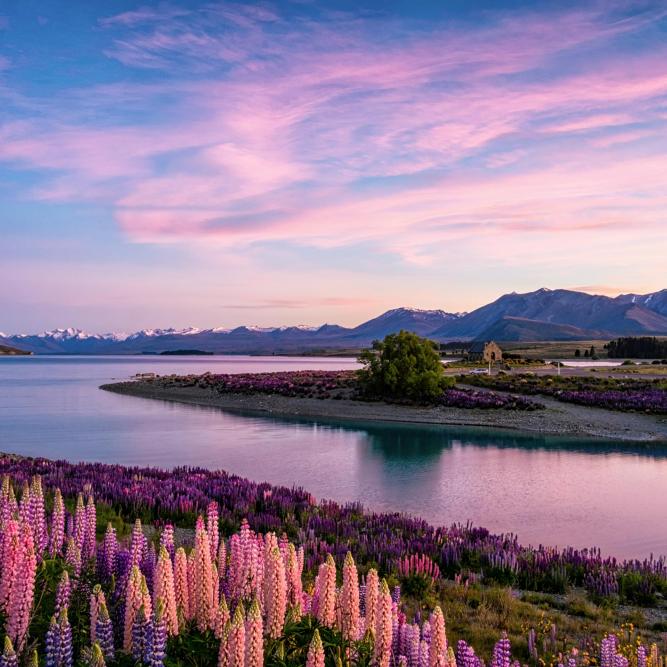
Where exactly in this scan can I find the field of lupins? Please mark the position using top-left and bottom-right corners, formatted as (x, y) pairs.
(1, 455), (665, 611)
(1, 466), (666, 667)
(461, 375), (667, 415)
(145, 372), (543, 411)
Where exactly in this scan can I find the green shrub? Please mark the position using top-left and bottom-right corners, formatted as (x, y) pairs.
(357, 331), (454, 403)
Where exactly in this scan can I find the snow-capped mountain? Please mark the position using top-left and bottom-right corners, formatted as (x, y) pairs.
(4, 289), (667, 353)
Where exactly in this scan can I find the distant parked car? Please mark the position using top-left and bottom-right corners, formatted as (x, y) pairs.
(469, 368), (488, 375)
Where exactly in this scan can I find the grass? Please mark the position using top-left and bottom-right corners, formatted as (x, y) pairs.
(499, 340), (612, 360)
(434, 584), (664, 660)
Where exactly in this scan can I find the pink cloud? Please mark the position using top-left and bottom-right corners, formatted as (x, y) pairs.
(1, 1), (667, 279)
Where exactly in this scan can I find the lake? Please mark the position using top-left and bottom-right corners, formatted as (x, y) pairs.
(1, 355), (666, 559)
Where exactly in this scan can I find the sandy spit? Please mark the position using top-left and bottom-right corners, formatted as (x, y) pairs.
(100, 381), (667, 443)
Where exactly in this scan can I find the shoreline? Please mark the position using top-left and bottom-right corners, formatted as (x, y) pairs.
(101, 380), (667, 443)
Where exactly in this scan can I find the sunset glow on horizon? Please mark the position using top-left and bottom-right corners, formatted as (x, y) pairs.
(1, 1), (666, 332)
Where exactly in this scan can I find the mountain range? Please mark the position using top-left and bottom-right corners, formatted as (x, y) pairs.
(2, 288), (667, 354)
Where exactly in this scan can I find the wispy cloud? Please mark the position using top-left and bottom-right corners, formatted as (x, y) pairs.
(1, 0), (667, 274)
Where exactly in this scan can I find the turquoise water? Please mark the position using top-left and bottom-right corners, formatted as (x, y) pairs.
(1, 355), (666, 559)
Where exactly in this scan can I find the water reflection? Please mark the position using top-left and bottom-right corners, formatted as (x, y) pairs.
(2, 356), (667, 558)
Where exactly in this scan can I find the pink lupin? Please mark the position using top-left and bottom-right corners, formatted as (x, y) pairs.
(429, 606), (447, 667)
(213, 596), (230, 640)
(123, 565), (143, 652)
(263, 545), (287, 639)
(365, 569), (379, 637)
(193, 516), (215, 632)
(373, 579), (393, 667)
(174, 547), (190, 625)
(154, 545), (179, 636)
(306, 629), (325, 667)
(245, 597), (264, 667)
(29, 476), (48, 555)
(0, 475), (12, 526)
(340, 551), (360, 641)
(285, 543), (303, 620)
(207, 501), (220, 567)
(6, 524), (37, 651)
(315, 554), (336, 628)
(49, 488), (65, 557)
(0, 518), (20, 612)
(226, 605), (245, 667)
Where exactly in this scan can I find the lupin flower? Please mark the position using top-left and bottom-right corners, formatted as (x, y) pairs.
(174, 547), (190, 625)
(159, 524), (175, 561)
(129, 518), (145, 567)
(364, 569), (379, 636)
(214, 596), (230, 640)
(217, 623), (230, 667)
(73, 494), (86, 550)
(245, 597), (264, 667)
(148, 599), (167, 667)
(132, 605), (150, 664)
(0, 637), (18, 667)
(101, 523), (118, 581)
(123, 565), (144, 652)
(45, 615), (60, 667)
(193, 517), (216, 632)
(373, 579), (393, 667)
(6, 525), (37, 651)
(207, 501), (220, 566)
(264, 545), (287, 638)
(64, 537), (81, 579)
(284, 543), (303, 620)
(316, 554), (336, 628)
(154, 545), (179, 636)
(340, 551), (360, 641)
(95, 601), (115, 662)
(82, 495), (97, 562)
(55, 570), (71, 616)
(429, 606), (447, 667)
(217, 538), (227, 579)
(491, 633), (511, 667)
(306, 629), (325, 667)
(59, 607), (73, 667)
(88, 643), (106, 667)
(0, 519), (20, 612)
(226, 605), (245, 667)
(49, 489), (65, 557)
(89, 585), (106, 643)
(29, 476), (48, 554)
(18, 481), (30, 524)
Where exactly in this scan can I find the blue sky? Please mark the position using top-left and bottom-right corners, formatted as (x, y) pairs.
(1, 1), (666, 333)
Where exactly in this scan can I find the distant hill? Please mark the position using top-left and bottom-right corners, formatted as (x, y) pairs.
(432, 288), (667, 340)
(472, 316), (601, 342)
(0, 343), (31, 355)
(4, 288), (667, 353)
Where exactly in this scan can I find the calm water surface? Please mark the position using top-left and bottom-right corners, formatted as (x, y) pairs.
(1, 355), (666, 559)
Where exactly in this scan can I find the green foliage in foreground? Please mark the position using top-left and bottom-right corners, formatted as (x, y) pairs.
(357, 331), (454, 403)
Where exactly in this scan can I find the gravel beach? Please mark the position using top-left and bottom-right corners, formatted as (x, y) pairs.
(101, 380), (667, 443)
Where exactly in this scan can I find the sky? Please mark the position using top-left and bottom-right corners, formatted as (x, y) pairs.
(1, 0), (666, 333)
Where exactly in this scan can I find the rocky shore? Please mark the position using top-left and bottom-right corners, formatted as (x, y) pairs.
(101, 380), (667, 442)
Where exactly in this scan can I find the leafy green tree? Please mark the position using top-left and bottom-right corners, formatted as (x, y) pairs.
(574, 349), (581, 358)
(357, 330), (453, 403)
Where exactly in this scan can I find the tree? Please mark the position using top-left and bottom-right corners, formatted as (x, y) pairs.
(357, 330), (454, 403)
(574, 349), (581, 358)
